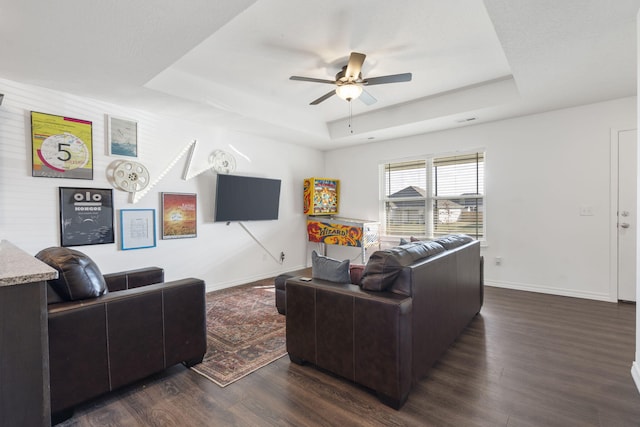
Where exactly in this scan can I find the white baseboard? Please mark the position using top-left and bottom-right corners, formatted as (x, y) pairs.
(485, 280), (615, 302)
(632, 362), (640, 395)
(205, 264), (308, 293)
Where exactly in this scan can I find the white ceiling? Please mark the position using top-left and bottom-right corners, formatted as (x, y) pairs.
(1, 0), (639, 150)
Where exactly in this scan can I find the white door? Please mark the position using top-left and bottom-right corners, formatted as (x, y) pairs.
(618, 129), (637, 301)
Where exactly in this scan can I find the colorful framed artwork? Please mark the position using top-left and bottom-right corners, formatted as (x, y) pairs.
(107, 115), (138, 157)
(31, 111), (93, 179)
(161, 193), (197, 239)
(120, 209), (156, 250)
(59, 187), (114, 247)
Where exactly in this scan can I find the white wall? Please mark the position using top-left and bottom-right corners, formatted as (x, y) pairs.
(0, 78), (323, 291)
(325, 97), (636, 302)
(632, 8), (640, 395)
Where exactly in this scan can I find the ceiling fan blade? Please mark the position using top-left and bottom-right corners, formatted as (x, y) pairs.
(359, 89), (377, 106)
(364, 73), (412, 86)
(310, 90), (336, 105)
(290, 76), (336, 84)
(345, 52), (366, 79)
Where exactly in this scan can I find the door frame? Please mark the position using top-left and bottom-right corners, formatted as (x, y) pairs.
(609, 127), (637, 302)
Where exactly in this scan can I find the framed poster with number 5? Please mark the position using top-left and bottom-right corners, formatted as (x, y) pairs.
(31, 111), (93, 180)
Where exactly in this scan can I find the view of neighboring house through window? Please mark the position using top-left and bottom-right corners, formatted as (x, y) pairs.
(382, 152), (485, 239)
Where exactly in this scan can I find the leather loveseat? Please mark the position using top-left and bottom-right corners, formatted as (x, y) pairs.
(36, 247), (207, 423)
(285, 234), (482, 409)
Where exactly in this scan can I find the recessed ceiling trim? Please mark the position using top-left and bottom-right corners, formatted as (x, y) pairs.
(328, 75), (519, 139)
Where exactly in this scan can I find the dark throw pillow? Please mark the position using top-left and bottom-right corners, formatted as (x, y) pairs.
(349, 264), (366, 285)
(360, 240), (446, 291)
(311, 250), (351, 283)
(35, 247), (108, 301)
(360, 250), (403, 291)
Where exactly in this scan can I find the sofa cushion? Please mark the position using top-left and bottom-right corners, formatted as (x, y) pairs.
(432, 234), (474, 249)
(36, 247), (108, 302)
(360, 241), (445, 291)
(399, 236), (421, 245)
(46, 284), (66, 305)
(311, 250), (351, 283)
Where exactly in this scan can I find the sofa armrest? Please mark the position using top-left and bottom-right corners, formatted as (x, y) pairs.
(286, 278), (412, 408)
(48, 277), (206, 414)
(103, 267), (164, 292)
(48, 281), (167, 313)
(163, 279), (207, 367)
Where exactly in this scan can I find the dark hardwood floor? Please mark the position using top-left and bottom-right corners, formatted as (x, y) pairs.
(59, 286), (640, 427)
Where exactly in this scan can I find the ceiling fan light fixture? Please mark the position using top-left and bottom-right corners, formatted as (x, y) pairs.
(290, 51), (411, 105)
(335, 83), (363, 102)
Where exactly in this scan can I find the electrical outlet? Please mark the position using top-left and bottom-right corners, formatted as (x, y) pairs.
(495, 256), (502, 266)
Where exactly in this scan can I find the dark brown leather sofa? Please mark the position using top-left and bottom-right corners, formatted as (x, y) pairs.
(285, 235), (482, 409)
(36, 247), (207, 424)
(274, 267), (309, 314)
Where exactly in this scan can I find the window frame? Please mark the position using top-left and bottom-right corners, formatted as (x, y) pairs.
(379, 150), (486, 241)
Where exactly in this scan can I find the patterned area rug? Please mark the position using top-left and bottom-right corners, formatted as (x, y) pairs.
(190, 278), (287, 387)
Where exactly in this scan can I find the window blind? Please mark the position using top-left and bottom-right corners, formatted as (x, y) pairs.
(382, 152), (485, 239)
(384, 160), (426, 197)
(433, 153), (484, 197)
(432, 153), (484, 238)
(384, 160), (426, 236)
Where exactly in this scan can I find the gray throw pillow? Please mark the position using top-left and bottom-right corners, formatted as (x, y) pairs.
(311, 250), (351, 283)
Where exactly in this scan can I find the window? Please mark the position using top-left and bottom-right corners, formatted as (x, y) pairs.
(382, 152), (485, 239)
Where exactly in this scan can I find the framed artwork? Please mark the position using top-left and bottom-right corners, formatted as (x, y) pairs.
(162, 193), (197, 239)
(107, 115), (138, 157)
(59, 187), (114, 247)
(120, 209), (156, 250)
(31, 111), (93, 179)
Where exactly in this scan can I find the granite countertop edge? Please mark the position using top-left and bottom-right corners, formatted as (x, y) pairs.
(0, 240), (58, 287)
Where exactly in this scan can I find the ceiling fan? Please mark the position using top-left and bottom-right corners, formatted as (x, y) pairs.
(290, 52), (412, 105)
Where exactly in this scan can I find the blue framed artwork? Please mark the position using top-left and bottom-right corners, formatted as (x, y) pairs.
(120, 209), (156, 250)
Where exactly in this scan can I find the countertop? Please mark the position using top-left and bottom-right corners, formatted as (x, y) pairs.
(0, 240), (57, 286)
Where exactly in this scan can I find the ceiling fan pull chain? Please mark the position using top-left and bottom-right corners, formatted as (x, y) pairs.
(349, 101), (354, 134)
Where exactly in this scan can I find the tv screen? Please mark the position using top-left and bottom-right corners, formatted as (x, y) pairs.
(214, 174), (281, 222)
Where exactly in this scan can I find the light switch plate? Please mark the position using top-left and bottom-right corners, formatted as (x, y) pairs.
(579, 205), (594, 216)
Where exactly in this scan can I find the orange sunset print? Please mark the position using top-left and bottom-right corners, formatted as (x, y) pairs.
(162, 193), (197, 238)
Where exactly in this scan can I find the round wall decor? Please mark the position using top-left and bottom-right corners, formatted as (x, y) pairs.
(107, 160), (150, 193)
(209, 150), (236, 174)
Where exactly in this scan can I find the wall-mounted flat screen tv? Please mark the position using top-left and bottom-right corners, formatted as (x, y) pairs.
(214, 174), (281, 222)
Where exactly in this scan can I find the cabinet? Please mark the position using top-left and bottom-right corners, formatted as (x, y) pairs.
(0, 240), (57, 427)
(306, 216), (380, 263)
